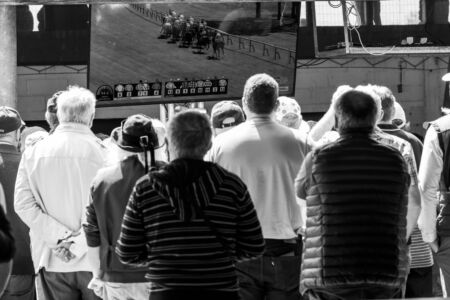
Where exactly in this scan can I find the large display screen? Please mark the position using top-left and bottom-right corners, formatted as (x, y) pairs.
(89, 3), (298, 103)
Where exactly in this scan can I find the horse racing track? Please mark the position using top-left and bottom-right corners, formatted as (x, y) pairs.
(89, 3), (297, 101)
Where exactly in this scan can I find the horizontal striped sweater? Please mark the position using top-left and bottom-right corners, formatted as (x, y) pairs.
(116, 158), (265, 292)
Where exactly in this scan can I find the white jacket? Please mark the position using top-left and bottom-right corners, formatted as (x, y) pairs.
(15, 122), (105, 273)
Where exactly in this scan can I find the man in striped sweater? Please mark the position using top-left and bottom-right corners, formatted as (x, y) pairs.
(116, 110), (265, 300)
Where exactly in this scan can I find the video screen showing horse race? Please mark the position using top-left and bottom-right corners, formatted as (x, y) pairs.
(89, 3), (298, 102)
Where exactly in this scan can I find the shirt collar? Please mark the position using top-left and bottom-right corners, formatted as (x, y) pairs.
(54, 122), (94, 135)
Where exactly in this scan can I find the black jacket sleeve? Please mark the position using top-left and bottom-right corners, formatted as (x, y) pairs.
(0, 207), (15, 263)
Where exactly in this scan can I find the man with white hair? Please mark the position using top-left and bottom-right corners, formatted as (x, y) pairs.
(374, 86), (433, 298)
(15, 86), (105, 300)
(208, 74), (308, 300)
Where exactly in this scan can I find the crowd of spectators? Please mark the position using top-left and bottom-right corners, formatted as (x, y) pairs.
(0, 73), (449, 300)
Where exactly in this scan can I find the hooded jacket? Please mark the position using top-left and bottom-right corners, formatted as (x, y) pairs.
(116, 158), (264, 292)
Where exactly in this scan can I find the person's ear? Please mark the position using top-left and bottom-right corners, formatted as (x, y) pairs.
(378, 110), (384, 122)
(274, 99), (280, 111)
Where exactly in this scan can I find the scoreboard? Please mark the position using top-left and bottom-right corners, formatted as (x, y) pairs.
(114, 81), (163, 99)
(165, 78), (228, 97)
(98, 78), (228, 101)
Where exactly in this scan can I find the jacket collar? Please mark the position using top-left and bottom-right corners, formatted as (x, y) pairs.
(377, 123), (400, 132)
(339, 127), (374, 136)
(0, 142), (19, 154)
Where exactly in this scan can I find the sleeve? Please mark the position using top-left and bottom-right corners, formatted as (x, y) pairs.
(115, 188), (149, 267)
(82, 186), (101, 248)
(0, 188), (14, 263)
(14, 155), (72, 247)
(234, 183), (265, 260)
(418, 127), (442, 243)
(295, 152), (314, 200)
(403, 142), (418, 186)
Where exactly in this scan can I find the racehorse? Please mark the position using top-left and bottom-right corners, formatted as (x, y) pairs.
(213, 32), (225, 59)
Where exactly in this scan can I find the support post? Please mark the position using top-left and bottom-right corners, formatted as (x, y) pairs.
(0, 6), (17, 108)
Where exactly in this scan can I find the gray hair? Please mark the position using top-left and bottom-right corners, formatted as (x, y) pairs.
(167, 110), (212, 159)
(371, 85), (396, 122)
(56, 86), (96, 126)
(242, 73), (279, 114)
(334, 88), (380, 131)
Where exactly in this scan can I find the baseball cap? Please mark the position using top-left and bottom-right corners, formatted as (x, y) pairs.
(443, 73), (450, 82)
(211, 101), (245, 129)
(275, 96), (302, 129)
(0, 106), (24, 134)
(112, 114), (159, 153)
(392, 102), (406, 128)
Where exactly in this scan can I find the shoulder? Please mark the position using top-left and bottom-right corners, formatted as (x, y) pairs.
(208, 162), (248, 191)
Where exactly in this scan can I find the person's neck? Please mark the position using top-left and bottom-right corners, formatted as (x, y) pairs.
(245, 111), (273, 120)
(377, 120), (393, 125)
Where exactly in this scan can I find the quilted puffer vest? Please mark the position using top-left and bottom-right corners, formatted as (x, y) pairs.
(300, 131), (409, 294)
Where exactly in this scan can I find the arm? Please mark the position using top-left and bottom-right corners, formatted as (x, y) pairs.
(235, 185), (265, 261)
(115, 189), (149, 267)
(295, 152), (313, 200)
(82, 193), (102, 277)
(406, 184), (421, 240)
(418, 127), (442, 251)
(307, 85), (352, 147)
(403, 145), (421, 240)
(14, 156), (73, 247)
(308, 107), (336, 147)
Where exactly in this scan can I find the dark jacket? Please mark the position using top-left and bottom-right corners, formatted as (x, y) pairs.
(0, 206), (14, 263)
(430, 115), (450, 236)
(116, 158), (265, 292)
(300, 130), (410, 295)
(0, 144), (33, 274)
(84, 155), (164, 283)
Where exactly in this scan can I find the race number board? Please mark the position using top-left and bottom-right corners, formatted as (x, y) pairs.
(114, 81), (163, 99)
(165, 78), (228, 97)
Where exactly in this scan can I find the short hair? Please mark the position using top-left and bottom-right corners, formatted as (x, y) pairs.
(45, 91), (63, 130)
(334, 89), (379, 131)
(242, 73), (279, 114)
(167, 110), (212, 159)
(372, 85), (396, 122)
(56, 86), (96, 125)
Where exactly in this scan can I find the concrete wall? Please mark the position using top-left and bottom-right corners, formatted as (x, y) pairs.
(296, 56), (449, 135)
(17, 65), (164, 121)
(17, 56), (449, 136)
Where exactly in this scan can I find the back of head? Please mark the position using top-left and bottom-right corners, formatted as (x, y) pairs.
(242, 73), (279, 115)
(20, 126), (47, 152)
(372, 85), (395, 122)
(334, 89), (379, 132)
(392, 102), (406, 128)
(113, 114), (159, 153)
(275, 96), (302, 129)
(211, 100), (245, 135)
(56, 86), (96, 126)
(45, 91), (63, 130)
(167, 109), (212, 159)
(0, 106), (24, 146)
